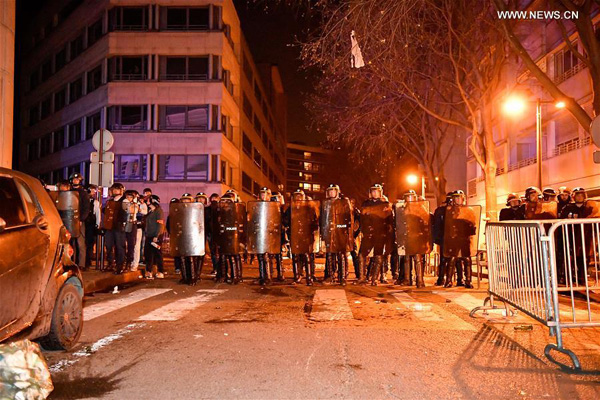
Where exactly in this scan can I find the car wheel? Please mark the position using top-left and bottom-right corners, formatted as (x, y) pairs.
(40, 282), (83, 350)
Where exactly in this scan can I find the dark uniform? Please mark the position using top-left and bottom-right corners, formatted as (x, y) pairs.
(432, 193), (452, 286)
(499, 193), (524, 221)
(103, 183), (127, 274)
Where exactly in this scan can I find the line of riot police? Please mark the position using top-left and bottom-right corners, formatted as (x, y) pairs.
(166, 182), (482, 288)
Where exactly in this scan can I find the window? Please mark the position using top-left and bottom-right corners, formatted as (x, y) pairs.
(304, 173), (313, 181)
(70, 77), (83, 103)
(161, 56), (209, 80)
(211, 105), (219, 131)
(86, 112), (101, 140)
(254, 114), (262, 136)
(221, 160), (227, 184)
(221, 114), (233, 140)
(212, 5), (222, 29)
(242, 132), (252, 156)
(40, 96), (51, 119)
(109, 105), (147, 131)
(554, 42), (581, 84)
(27, 141), (39, 161)
(87, 17), (104, 47)
(29, 71), (39, 91)
(109, 6), (148, 31)
(53, 129), (65, 152)
(41, 59), (52, 82)
(29, 106), (39, 126)
(158, 155), (209, 181)
(67, 163), (81, 179)
(242, 54), (253, 83)
(261, 160), (268, 175)
(159, 105), (208, 130)
(68, 122), (82, 147)
(40, 134), (53, 158)
(54, 87), (66, 111)
(254, 82), (263, 104)
(242, 172), (252, 193)
(164, 7), (209, 30)
(303, 183), (311, 190)
(70, 34), (85, 60)
(253, 148), (262, 168)
(253, 181), (261, 196)
(304, 151), (312, 159)
(313, 184), (321, 192)
(223, 69), (233, 94)
(55, 46), (67, 71)
(115, 155), (147, 180)
(303, 162), (313, 171)
(87, 64), (103, 93)
(109, 56), (147, 80)
(211, 55), (220, 80)
(516, 142), (535, 162)
(243, 94), (252, 119)
(0, 177), (28, 228)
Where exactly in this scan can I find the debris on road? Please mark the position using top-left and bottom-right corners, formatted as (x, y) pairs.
(514, 325), (533, 331)
(112, 286), (119, 294)
(0, 340), (53, 399)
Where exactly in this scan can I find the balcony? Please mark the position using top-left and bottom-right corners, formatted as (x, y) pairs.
(110, 73), (147, 81)
(553, 62), (585, 85)
(159, 73), (209, 81)
(552, 136), (591, 157)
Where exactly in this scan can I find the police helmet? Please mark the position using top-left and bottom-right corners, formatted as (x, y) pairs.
(180, 193), (194, 203)
(170, 198), (180, 203)
(69, 172), (83, 184)
(524, 186), (541, 202)
(403, 190), (418, 202)
(542, 187), (557, 201)
(369, 183), (383, 199)
(325, 184), (340, 199)
(506, 193), (521, 207)
(572, 187), (587, 203)
(293, 189), (306, 201)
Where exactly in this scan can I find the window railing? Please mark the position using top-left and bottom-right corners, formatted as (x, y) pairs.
(165, 24), (209, 31)
(160, 73), (209, 81)
(554, 62), (585, 84)
(112, 24), (148, 31)
(108, 123), (147, 132)
(552, 136), (591, 157)
(158, 125), (210, 131)
(110, 73), (147, 81)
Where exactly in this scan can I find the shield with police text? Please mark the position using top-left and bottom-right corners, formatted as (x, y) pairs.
(169, 202), (205, 257)
(524, 201), (558, 219)
(583, 200), (600, 218)
(395, 200), (432, 256)
(216, 200), (246, 254)
(359, 200), (393, 255)
(291, 200), (320, 253)
(246, 201), (282, 254)
(443, 205), (481, 258)
(320, 199), (353, 252)
(57, 191), (80, 237)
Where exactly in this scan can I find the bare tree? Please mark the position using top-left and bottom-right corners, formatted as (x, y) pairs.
(493, 0), (599, 130)
(299, 0), (508, 219)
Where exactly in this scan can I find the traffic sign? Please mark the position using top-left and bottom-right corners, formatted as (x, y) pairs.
(92, 129), (114, 152)
(89, 162), (114, 187)
(90, 151), (114, 163)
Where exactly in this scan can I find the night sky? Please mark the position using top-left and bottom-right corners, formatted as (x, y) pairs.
(233, 1), (322, 146)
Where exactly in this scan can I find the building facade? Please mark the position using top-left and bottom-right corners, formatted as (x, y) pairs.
(18, 0), (286, 203)
(0, 0), (15, 168)
(467, 13), (600, 210)
(286, 142), (331, 200)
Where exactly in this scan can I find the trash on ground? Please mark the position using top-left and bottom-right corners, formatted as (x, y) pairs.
(0, 340), (53, 399)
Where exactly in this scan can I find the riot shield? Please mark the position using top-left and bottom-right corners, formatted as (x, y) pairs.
(169, 202), (205, 257)
(583, 200), (600, 218)
(57, 191), (80, 237)
(443, 205), (481, 258)
(524, 201), (558, 219)
(246, 201), (281, 254)
(320, 198), (354, 253)
(290, 200), (320, 254)
(123, 201), (139, 233)
(359, 200), (394, 255)
(395, 200), (432, 256)
(103, 200), (121, 230)
(216, 200), (246, 254)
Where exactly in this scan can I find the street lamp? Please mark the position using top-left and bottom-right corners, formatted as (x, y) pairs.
(502, 95), (565, 189)
(406, 173), (425, 197)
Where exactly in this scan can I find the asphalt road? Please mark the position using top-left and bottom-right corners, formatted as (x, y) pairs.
(44, 260), (600, 400)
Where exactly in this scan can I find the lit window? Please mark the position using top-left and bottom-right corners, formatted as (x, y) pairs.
(303, 183), (311, 190)
(304, 152), (311, 159)
(303, 162), (312, 171)
(298, 172), (303, 177)
(313, 184), (321, 192)
(304, 173), (312, 181)
(298, 182), (303, 188)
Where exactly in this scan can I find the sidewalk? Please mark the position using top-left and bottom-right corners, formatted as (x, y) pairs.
(82, 268), (144, 295)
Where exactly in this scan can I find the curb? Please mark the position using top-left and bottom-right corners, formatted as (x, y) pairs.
(83, 270), (144, 294)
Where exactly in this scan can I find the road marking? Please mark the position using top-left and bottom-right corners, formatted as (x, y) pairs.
(84, 288), (172, 321)
(309, 289), (353, 321)
(137, 289), (227, 321)
(389, 291), (476, 330)
(49, 323), (145, 373)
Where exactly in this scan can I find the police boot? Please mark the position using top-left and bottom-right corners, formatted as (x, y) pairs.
(265, 255), (273, 285)
(456, 258), (465, 286)
(380, 256), (389, 284)
(276, 253), (285, 282)
(292, 254), (301, 283)
(229, 256), (239, 285)
(444, 259), (456, 288)
(338, 253), (347, 286)
(179, 257), (188, 284)
(435, 257), (446, 286)
(324, 253), (334, 284)
(356, 254), (367, 284)
(370, 256), (383, 286)
(235, 255), (243, 283)
(416, 255), (426, 289)
(391, 254), (399, 281)
(463, 258), (473, 289)
(398, 257), (413, 286)
(258, 255), (266, 286)
(308, 254), (316, 286)
(193, 256), (204, 285)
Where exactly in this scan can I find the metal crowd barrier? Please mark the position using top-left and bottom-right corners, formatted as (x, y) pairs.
(471, 219), (600, 370)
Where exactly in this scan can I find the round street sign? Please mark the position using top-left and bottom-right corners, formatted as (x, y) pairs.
(92, 129), (114, 152)
(591, 116), (600, 148)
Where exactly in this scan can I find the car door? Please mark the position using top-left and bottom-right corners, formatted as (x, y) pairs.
(0, 176), (50, 334)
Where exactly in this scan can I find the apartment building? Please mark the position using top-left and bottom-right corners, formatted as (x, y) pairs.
(1, 0), (15, 168)
(18, 0), (287, 203)
(467, 13), (600, 209)
(286, 142), (331, 200)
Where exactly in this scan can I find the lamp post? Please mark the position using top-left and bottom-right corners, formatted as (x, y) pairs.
(502, 96), (565, 189)
(406, 174), (425, 197)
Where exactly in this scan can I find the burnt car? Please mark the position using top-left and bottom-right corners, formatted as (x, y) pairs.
(0, 168), (83, 350)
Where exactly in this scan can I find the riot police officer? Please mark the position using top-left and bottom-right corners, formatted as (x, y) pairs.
(69, 173), (90, 268)
(397, 190), (428, 288)
(207, 193), (221, 275)
(271, 191), (287, 282)
(560, 187), (587, 218)
(178, 193), (196, 284)
(321, 183), (353, 285)
(444, 190), (475, 289)
(499, 193), (524, 221)
(216, 191), (244, 284)
(103, 183), (127, 274)
(543, 187), (557, 202)
(358, 184), (394, 286)
(557, 187), (572, 216)
(431, 192), (452, 286)
(285, 189), (319, 285)
(253, 187), (278, 285)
